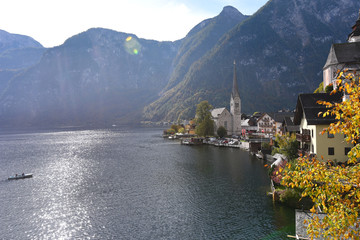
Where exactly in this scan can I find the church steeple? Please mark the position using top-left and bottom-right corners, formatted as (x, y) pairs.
(232, 60), (240, 99)
(230, 60), (241, 136)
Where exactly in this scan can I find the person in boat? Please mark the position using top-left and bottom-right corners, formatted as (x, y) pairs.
(15, 174), (18, 177)
(22, 173), (24, 176)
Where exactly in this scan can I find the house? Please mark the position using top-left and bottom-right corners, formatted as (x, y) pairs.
(257, 113), (275, 136)
(184, 119), (196, 135)
(271, 111), (296, 135)
(241, 118), (257, 136)
(282, 116), (299, 134)
(211, 61), (242, 136)
(293, 93), (352, 162)
(292, 10), (360, 163)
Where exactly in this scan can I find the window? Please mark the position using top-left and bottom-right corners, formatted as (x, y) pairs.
(224, 121), (227, 129)
(311, 144), (314, 152)
(311, 129), (314, 138)
(328, 147), (334, 155)
(327, 132), (334, 138)
(345, 147), (351, 155)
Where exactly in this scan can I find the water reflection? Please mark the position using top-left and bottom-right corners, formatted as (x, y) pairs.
(0, 128), (294, 239)
(32, 131), (102, 239)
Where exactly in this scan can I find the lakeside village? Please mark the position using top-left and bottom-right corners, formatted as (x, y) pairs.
(156, 10), (360, 239)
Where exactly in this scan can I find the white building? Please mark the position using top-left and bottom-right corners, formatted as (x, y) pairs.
(211, 61), (242, 136)
(323, 10), (360, 90)
(257, 113), (275, 135)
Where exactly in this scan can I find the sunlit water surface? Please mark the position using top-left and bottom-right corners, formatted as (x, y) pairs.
(0, 128), (294, 239)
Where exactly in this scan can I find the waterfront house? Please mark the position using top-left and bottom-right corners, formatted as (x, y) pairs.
(184, 119), (196, 134)
(293, 92), (352, 162)
(257, 113), (275, 137)
(271, 111), (295, 135)
(241, 117), (257, 137)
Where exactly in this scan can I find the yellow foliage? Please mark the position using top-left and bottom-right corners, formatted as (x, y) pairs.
(282, 72), (360, 239)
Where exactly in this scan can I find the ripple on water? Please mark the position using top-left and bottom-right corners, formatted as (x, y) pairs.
(0, 128), (294, 239)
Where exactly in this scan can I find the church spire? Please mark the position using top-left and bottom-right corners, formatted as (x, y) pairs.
(232, 60), (240, 99)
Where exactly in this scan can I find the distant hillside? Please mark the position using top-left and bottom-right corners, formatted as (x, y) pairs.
(143, 0), (360, 121)
(0, 30), (42, 53)
(0, 28), (179, 126)
(0, 30), (45, 98)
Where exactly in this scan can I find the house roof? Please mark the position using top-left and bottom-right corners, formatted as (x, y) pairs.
(211, 107), (226, 118)
(293, 92), (343, 125)
(270, 111), (294, 123)
(323, 42), (360, 69)
(257, 113), (274, 122)
(241, 119), (250, 126)
(283, 116), (300, 132)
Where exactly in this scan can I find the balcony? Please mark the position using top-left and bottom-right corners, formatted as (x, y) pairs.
(296, 133), (311, 142)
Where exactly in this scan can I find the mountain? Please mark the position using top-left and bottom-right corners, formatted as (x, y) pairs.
(0, 28), (179, 126)
(143, 0), (360, 122)
(144, 6), (248, 121)
(163, 6), (248, 92)
(0, 30), (45, 97)
(1, 0), (360, 127)
(0, 30), (42, 53)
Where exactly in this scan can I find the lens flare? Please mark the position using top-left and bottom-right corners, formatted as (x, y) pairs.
(124, 36), (141, 55)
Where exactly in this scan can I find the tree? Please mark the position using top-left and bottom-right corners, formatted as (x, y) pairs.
(196, 115), (214, 137)
(171, 124), (180, 133)
(178, 127), (185, 134)
(282, 71), (360, 239)
(166, 128), (175, 135)
(271, 133), (299, 161)
(314, 81), (324, 93)
(195, 101), (214, 137)
(217, 126), (227, 138)
(195, 101), (213, 124)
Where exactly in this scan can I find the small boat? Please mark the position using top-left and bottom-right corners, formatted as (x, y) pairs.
(8, 173), (33, 180)
(255, 151), (264, 159)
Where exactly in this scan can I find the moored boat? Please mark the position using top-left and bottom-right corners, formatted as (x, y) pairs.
(8, 173), (33, 180)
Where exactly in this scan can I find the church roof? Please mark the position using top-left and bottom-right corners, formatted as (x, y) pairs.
(211, 108), (227, 118)
(323, 42), (360, 69)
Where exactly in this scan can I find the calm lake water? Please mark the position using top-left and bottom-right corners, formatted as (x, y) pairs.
(0, 127), (294, 239)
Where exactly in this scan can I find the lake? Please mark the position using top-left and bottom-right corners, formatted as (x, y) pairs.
(0, 127), (294, 239)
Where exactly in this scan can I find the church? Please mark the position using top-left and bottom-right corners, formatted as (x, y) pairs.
(211, 61), (242, 136)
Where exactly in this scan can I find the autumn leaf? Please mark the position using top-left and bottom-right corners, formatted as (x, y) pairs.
(281, 72), (360, 239)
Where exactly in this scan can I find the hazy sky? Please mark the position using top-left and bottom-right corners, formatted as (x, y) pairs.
(0, 0), (268, 48)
